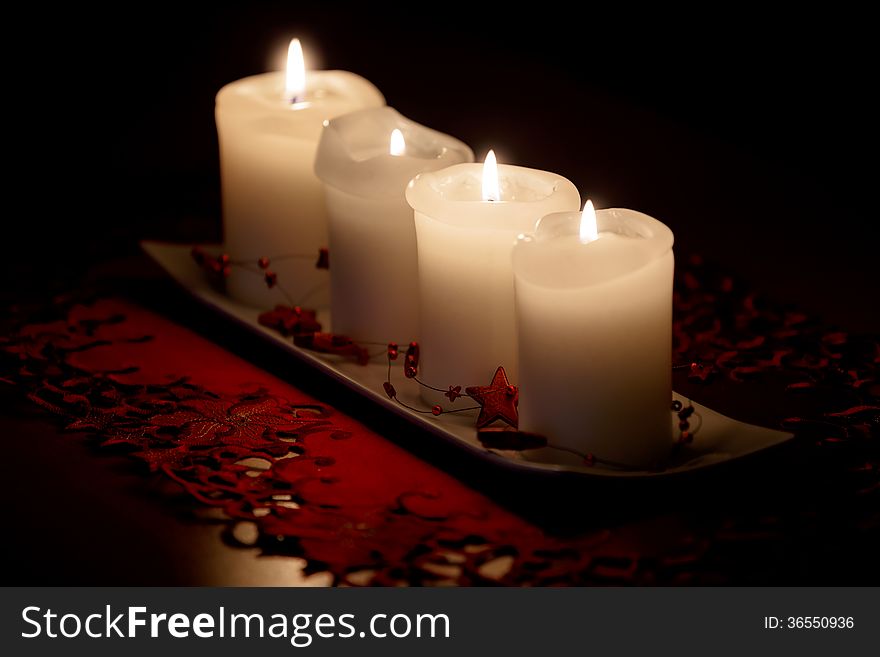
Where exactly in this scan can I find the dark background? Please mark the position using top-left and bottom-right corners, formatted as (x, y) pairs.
(2, 3), (878, 584)
(6, 2), (878, 330)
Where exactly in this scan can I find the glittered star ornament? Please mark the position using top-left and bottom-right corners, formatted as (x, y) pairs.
(465, 366), (519, 429)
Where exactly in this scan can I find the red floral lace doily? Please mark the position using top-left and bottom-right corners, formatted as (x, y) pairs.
(1, 258), (877, 584)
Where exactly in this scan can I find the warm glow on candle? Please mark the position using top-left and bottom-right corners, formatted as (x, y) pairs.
(389, 128), (406, 156)
(285, 38), (306, 102)
(482, 149), (500, 202)
(579, 199), (598, 243)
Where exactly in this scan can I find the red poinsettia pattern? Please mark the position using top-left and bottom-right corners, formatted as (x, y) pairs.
(150, 398), (302, 446)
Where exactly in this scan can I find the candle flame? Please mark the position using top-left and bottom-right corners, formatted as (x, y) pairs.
(482, 149), (500, 202)
(579, 199), (598, 243)
(390, 129), (406, 156)
(285, 38), (306, 102)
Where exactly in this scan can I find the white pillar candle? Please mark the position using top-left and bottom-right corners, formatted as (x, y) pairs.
(215, 39), (385, 309)
(512, 202), (675, 467)
(314, 107), (474, 344)
(405, 153), (580, 403)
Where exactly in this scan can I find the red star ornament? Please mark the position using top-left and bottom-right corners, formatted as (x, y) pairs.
(465, 366), (519, 429)
(445, 385), (462, 402)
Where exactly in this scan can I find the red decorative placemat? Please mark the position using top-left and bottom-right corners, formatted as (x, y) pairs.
(1, 258), (878, 584)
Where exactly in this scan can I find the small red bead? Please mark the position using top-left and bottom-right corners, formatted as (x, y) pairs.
(265, 271), (278, 288)
(405, 342), (420, 367)
(431, 405), (442, 416)
(679, 430), (692, 443)
(671, 400), (683, 412)
(258, 256), (270, 269)
(678, 420), (690, 430)
(388, 350), (398, 361)
(506, 385), (517, 396)
(222, 265), (232, 278)
(404, 366), (417, 379)
(217, 253), (231, 266)
(584, 453), (595, 466)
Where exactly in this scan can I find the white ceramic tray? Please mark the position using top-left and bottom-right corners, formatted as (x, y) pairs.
(142, 241), (793, 479)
